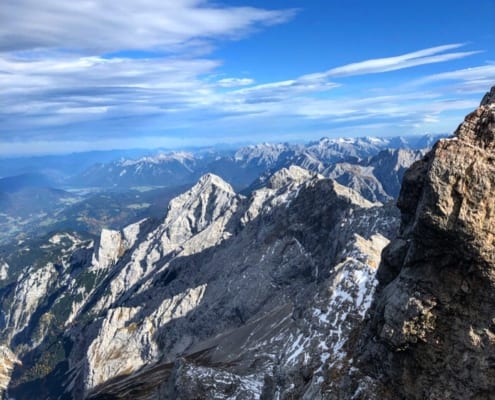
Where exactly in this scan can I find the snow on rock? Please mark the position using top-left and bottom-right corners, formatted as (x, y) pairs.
(280, 232), (390, 397)
(120, 151), (195, 167)
(234, 143), (293, 165)
(0, 262), (8, 280)
(176, 364), (264, 400)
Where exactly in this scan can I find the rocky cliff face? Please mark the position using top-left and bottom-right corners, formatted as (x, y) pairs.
(326, 148), (427, 203)
(341, 87), (495, 399)
(0, 346), (21, 396)
(75, 167), (396, 400)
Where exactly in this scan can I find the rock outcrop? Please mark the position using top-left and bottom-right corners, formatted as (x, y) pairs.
(0, 346), (21, 398)
(326, 148), (427, 203)
(344, 86), (495, 399)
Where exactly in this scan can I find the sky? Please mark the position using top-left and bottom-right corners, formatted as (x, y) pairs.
(1, 0), (494, 156)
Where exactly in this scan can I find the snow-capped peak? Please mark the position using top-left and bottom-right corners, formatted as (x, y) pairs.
(120, 151), (195, 167)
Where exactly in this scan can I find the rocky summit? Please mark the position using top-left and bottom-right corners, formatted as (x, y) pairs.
(333, 87), (495, 399)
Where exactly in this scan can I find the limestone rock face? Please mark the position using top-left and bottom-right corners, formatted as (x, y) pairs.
(326, 148), (427, 203)
(349, 87), (495, 399)
(0, 346), (21, 398)
(94, 229), (123, 270)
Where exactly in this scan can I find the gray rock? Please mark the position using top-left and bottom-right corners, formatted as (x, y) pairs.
(77, 172), (398, 400)
(341, 86), (495, 400)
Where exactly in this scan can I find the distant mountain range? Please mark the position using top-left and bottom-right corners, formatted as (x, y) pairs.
(0, 149), (160, 183)
(0, 134), (446, 245)
(70, 134), (447, 193)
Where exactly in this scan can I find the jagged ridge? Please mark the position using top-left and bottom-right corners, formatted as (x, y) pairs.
(1, 167), (399, 399)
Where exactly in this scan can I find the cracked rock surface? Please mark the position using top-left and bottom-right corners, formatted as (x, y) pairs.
(340, 87), (495, 400)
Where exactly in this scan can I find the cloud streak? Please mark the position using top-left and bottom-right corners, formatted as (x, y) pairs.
(301, 44), (481, 80)
(0, 48), (484, 140)
(0, 0), (296, 53)
(410, 64), (495, 93)
(224, 44), (480, 107)
(0, 6), (488, 154)
(216, 77), (255, 87)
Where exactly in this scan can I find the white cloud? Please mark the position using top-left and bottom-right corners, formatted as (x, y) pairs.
(410, 64), (495, 94)
(302, 44), (481, 79)
(0, 52), (221, 135)
(418, 64), (495, 82)
(0, 35), (487, 147)
(0, 0), (295, 53)
(221, 44), (479, 107)
(217, 77), (254, 87)
(229, 77), (340, 104)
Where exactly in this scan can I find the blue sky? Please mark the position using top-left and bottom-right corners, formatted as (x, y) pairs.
(1, 0), (494, 155)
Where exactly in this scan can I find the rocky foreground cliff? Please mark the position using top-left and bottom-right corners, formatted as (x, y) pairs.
(330, 87), (495, 399)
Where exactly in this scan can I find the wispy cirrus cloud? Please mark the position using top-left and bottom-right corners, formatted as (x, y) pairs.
(0, 44), (490, 144)
(0, 53), (220, 136)
(410, 64), (495, 94)
(216, 77), (255, 87)
(301, 43), (481, 80)
(229, 78), (340, 104)
(0, 0), (296, 53)
(0, 6), (488, 154)
(224, 44), (480, 107)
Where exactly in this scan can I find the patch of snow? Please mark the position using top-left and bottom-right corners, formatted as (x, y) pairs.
(286, 333), (309, 365)
(0, 262), (8, 280)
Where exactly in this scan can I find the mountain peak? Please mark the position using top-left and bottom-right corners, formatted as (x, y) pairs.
(267, 165), (317, 189)
(480, 85), (495, 106)
(160, 173), (240, 251)
(196, 173), (235, 194)
(455, 85), (495, 150)
(120, 151), (195, 166)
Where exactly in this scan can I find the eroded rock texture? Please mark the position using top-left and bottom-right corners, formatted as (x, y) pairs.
(349, 86), (495, 399)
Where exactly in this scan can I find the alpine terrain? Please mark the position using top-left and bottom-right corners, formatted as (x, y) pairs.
(0, 87), (493, 400)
